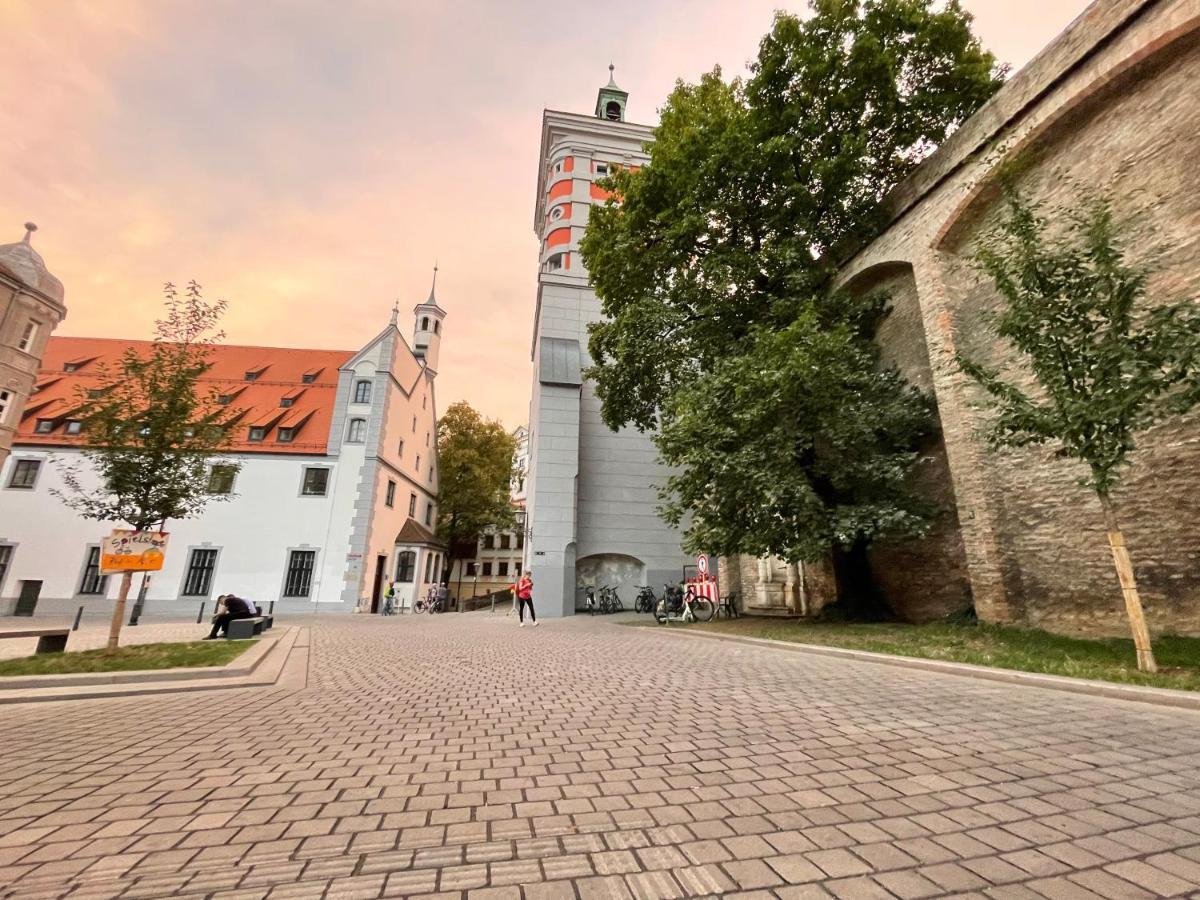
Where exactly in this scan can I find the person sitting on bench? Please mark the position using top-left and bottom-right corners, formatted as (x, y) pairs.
(204, 594), (258, 639)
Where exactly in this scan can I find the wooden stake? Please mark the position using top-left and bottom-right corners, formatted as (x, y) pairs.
(1100, 496), (1157, 674)
(107, 570), (133, 653)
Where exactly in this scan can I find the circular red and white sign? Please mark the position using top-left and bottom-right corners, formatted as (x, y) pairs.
(697, 554), (709, 576)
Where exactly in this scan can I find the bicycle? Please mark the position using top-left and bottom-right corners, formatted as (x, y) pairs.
(381, 595), (397, 616)
(654, 582), (714, 624)
(598, 585), (624, 613)
(583, 586), (597, 615)
(634, 585), (657, 613)
(414, 587), (443, 614)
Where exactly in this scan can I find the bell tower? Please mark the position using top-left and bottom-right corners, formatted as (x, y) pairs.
(594, 64), (628, 122)
(412, 264), (445, 376)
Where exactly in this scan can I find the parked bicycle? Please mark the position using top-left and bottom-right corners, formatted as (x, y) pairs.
(581, 585), (624, 614)
(654, 582), (714, 624)
(633, 585), (657, 614)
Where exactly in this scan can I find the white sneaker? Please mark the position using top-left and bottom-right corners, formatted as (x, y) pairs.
(519, 622), (525, 627)
(534, 621), (540, 627)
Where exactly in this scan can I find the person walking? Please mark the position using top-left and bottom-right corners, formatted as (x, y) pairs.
(513, 571), (537, 627)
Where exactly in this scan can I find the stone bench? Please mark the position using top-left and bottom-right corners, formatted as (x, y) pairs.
(0, 628), (70, 653)
(225, 618), (265, 640)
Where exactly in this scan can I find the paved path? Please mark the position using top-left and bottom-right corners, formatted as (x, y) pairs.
(1, 614), (1199, 899)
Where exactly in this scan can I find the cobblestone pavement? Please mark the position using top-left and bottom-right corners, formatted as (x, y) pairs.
(1, 614), (1199, 900)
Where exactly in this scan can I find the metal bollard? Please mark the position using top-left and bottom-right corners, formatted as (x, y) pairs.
(269, 600), (275, 615)
(196, 602), (206, 624)
(72, 606), (84, 631)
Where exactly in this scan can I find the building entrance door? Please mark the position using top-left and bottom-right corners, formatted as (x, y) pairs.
(15, 580), (42, 616)
(370, 555), (386, 614)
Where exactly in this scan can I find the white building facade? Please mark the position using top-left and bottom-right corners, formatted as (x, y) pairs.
(525, 73), (690, 616)
(0, 288), (448, 617)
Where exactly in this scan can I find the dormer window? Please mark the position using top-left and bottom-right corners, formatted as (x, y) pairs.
(248, 426), (266, 442)
(218, 394), (233, 405)
(34, 419), (54, 434)
(278, 427), (295, 443)
(244, 372), (259, 382)
(63, 363), (80, 373)
(301, 368), (323, 384)
(280, 397), (294, 408)
(244, 364), (268, 382)
(65, 420), (82, 435)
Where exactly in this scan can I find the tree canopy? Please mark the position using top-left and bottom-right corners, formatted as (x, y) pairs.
(581, 0), (1003, 566)
(435, 401), (519, 568)
(55, 281), (239, 531)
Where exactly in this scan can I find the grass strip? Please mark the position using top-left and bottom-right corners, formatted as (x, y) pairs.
(0, 640), (252, 677)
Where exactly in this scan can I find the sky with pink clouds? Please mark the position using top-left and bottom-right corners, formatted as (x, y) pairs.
(2, 0), (1093, 427)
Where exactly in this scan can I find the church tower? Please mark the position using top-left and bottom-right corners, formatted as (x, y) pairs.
(412, 265), (445, 376)
(594, 64), (628, 122)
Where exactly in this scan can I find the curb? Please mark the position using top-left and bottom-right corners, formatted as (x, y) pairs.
(648, 625), (1200, 712)
(0, 627), (302, 704)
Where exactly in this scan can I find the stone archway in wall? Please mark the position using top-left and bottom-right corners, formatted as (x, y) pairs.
(921, 18), (1200, 635)
(575, 553), (644, 606)
(841, 261), (974, 622)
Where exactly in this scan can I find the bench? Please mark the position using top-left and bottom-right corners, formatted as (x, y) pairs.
(0, 628), (70, 653)
(225, 617), (265, 640)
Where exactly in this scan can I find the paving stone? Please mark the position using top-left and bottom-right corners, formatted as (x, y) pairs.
(0, 613), (1198, 900)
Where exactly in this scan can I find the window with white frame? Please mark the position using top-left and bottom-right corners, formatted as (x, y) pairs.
(34, 419), (54, 433)
(347, 418), (366, 443)
(354, 380), (372, 404)
(7, 459), (40, 489)
(0, 545), (12, 592)
(207, 464), (237, 494)
(0, 390), (11, 424)
(181, 548), (218, 596)
(301, 467), (330, 496)
(17, 321), (38, 352)
(283, 550), (316, 597)
(78, 546), (107, 595)
(64, 420), (82, 435)
(395, 551), (416, 583)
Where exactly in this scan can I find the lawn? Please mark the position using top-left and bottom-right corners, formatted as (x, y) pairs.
(648, 617), (1200, 692)
(0, 640), (252, 677)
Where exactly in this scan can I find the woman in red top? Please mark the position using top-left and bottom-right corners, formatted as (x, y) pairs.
(513, 571), (537, 626)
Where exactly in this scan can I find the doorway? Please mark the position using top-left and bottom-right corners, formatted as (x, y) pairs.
(15, 580), (42, 617)
(370, 555), (386, 614)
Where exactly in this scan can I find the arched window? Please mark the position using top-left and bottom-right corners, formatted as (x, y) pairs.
(395, 551), (416, 583)
(421, 316), (429, 331)
(354, 380), (371, 404)
(433, 321), (440, 335)
(605, 100), (621, 121)
(347, 418), (366, 443)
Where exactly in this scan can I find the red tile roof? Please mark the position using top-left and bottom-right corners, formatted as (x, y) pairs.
(16, 336), (355, 455)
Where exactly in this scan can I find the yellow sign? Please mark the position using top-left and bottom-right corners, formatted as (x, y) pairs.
(100, 530), (170, 575)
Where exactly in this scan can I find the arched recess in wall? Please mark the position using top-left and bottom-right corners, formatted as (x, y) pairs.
(935, 16), (1200, 251)
(840, 260), (974, 622)
(575, 553), (645, 595)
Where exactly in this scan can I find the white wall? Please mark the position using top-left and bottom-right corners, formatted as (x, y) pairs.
(0, 447), (355, 613)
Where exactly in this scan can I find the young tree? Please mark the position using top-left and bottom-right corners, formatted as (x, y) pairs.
(958, 191), (1200, 672)
(580, 0), (1003, 602)
(55, 282), (240, 650)
(435, 402), (519, 596)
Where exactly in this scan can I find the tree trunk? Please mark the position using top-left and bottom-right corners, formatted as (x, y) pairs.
(1098, 495), (1157, 673)
(107, 570), (133, 653)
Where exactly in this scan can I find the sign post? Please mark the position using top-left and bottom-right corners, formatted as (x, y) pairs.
(100, 530), (169, 651)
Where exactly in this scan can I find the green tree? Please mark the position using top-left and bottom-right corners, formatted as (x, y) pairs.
(55, 282), (240, 650)
(958, 191), (1200, 672)
(435, 402), (518, 595)
(581, 0), (1002, 600)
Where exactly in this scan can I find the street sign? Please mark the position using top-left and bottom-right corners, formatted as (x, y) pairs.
(697, 554), (709, 577)
(100, 530), (169, 575)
